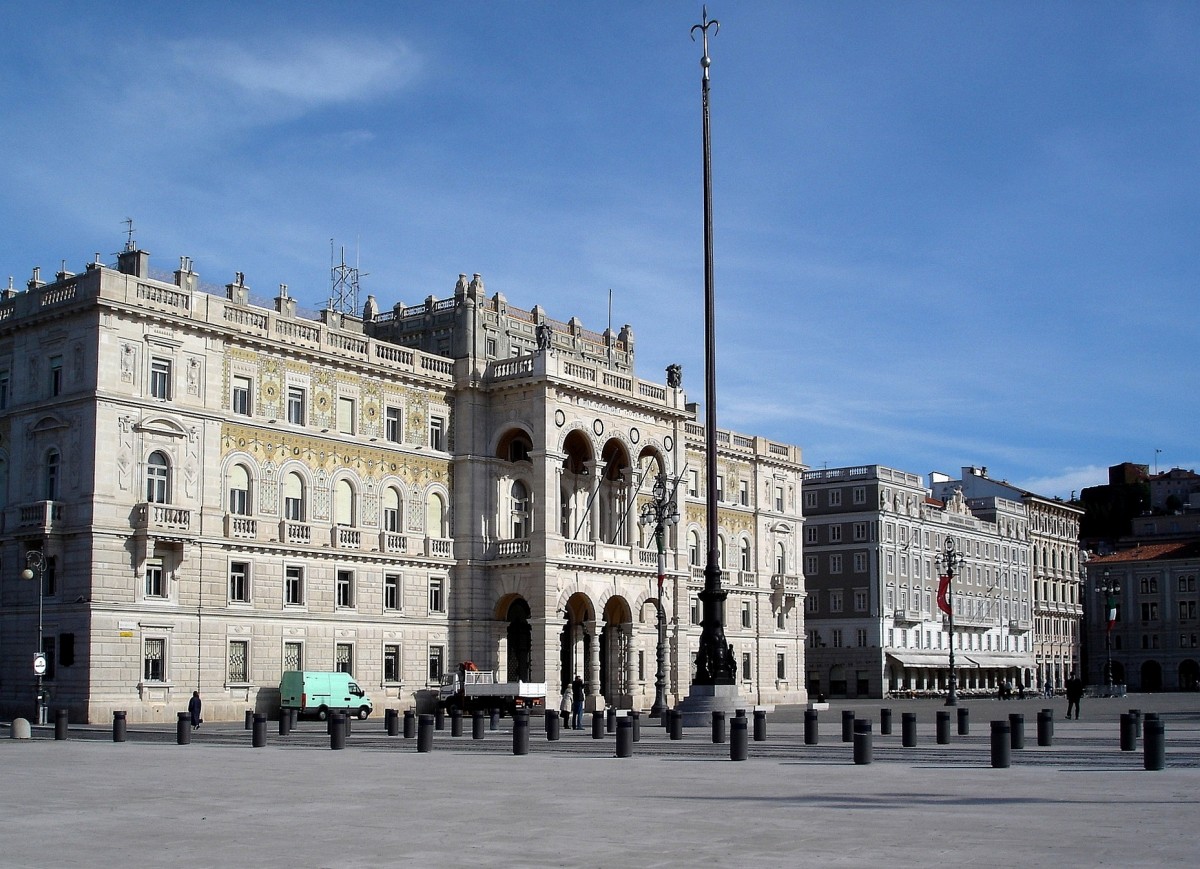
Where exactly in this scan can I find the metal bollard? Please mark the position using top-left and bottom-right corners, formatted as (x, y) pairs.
(1129, 708), (1142, 733)
(804, 708), (819, 745)
(545, 709), (560, 741)
(278, 711), (290, 737)
(957, 706), (970, 736)
(289, 708), (298, 730)
(901, 712), (917, 748)
(730, 715), (748, 761)
(245, 709), (254, 730)
(384, 708), (397, 736)
(54, 708), (68, 741)
(592, 711), (605, 739)
(1142, 712), (1159, 741)
(753, 709), (767, 742)
(330, 713), (346, 750)
(1041, 708), (1053, 737)
(473, 710), (486, 740)
(1143, 717), (1165, 771)
(1119, 712), (1137, 751)
(669, 709), (683, 741)
(434, 707), (445, 731)
(936, 710), (950, 745)
(632, 710), (641, 743)
(1009, 713), (1025, 750)
(712, 710), (726, 744)
(853, 719), (873, 765)
(490, 708), (500, 731)
(403, 709), (416, 739)
(253, 714), (267, 748)
(450, 708), (463, 737)
(1036, 710), (1053, 747)
(513, 710), (530, 756)
(177, 711), (191, 745)
(112, 710), (127, 743)
(417, 714), (433, 752)
(842, 709), (855, 743)
(606, 706), (616, 734)
(880, 708), (892, 735)
(616, 716), (633, 757)
(991, 720), (1011, 768)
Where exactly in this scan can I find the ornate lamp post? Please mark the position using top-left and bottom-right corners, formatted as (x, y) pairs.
(1098, 569), (1121, 694)
(21, 550), (48, 725)
(639, 472), (680, 718)
(936, 537), (966, 707)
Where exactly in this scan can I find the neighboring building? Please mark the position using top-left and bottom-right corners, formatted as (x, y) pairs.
(0, 243), (806, 723)
(803, 465), (1035, 699)
(1149, 467), (1200, 514)
(930, 466), (1084, 693)
(1085, 541), (1200, 691)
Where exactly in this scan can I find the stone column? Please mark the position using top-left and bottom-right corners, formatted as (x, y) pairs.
(584, 620), (605, 712)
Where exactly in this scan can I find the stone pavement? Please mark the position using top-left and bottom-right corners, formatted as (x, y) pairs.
(3, 693), (1198, 868)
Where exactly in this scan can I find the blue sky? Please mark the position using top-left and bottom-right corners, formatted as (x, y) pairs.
(3, 2), (1197, 499)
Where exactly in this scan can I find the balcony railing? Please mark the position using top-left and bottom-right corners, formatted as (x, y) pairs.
(1009, 618), (1033, 633)
(280, 520), (311, 546)
(771, 574), (801, 591)
(496, 539), (531, 558)
(18, 500), (64, 532)
(426, 537), (454, 559)
(133, 503), (196, 538)
(893, 608), (923, 625)
(224, 514), (258, 540)
(564, 540), (596, 561)
(332, 526), (361, 550)
(380, 531), (409, 554)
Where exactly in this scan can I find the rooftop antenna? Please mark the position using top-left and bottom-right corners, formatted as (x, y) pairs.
(328, 238), (366, 316)
(123, 218), (136, 252)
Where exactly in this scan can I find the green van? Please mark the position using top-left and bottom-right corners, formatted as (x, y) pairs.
(279, 671), (374, 720)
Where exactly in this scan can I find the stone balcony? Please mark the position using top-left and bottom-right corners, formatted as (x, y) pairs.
(17, 500), (64, 534)
(224, 514), (258, 540)
(133, 503), (197, 540)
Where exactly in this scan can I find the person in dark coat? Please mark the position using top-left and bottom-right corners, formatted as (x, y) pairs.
(1065, 673), (1084, 720)
(188, 690), (203, 729)
(571, 675), (585, 729)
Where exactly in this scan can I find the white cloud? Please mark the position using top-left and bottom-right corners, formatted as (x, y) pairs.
(1015, 466), (1110, 500)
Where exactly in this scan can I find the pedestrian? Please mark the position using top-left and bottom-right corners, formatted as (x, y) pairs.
(188, 690), (203, 730)
(571, 675), (585, 729)
(559, 683), (571, 721)
(1065, 672), (1083, 720)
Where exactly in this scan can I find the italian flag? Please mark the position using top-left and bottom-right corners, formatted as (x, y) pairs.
(1106, 594), (1119, 633)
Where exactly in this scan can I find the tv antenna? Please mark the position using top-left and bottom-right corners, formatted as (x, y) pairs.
(328, 239), (367, 316)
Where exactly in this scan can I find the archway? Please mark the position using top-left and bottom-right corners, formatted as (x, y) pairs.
(1140, 660), (1163, 692)
(1179, 659), (1200, 691)
(560, 431), (593, 540)
(560, 592), (595, 695)
(505, 598), (532, 682)
(600, 596), (633, 707)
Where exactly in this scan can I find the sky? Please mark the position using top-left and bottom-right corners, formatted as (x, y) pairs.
(2, 1), (1197, 499)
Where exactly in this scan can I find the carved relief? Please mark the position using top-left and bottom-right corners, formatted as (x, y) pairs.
(186, 357), (201, 396)
(121, 343), (137, 383)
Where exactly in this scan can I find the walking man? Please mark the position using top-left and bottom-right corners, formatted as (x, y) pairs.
(571, 674), (585, 729)
(1065, 672), (1083, 720)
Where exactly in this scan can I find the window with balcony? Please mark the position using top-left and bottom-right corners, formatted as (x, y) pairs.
(740, 539), (752, 572)
(287, 385), (307, 425)
(689, 530), (701, 567)
(44, 448), (61, 501)
(231, 375), (252, 416)
(776, 543), (786, 575)
(146, 451), (170, 503)
(382, 487), (402, 533)
(229, 561), (250, 603)
(511, 480), (530, 538)
(283, 472), (305, 521)
(427, 491), (449, 538)
(228, 464), (251, 515)
(334, 478), (356, 527)
(150, 357), (172, 400)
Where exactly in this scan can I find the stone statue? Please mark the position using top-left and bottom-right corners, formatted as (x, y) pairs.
(666, 364), (682, 389)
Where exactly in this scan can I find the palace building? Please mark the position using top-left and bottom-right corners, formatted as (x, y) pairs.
(0, 242), (806, 723)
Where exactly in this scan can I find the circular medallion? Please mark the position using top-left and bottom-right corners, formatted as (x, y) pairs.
(664, 435), (674, 452)
(593, 419), (604, 436)
(555, 409), (566, 427)
(630, 427), (640, 444)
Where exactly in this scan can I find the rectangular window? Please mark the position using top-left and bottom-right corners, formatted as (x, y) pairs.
(429, 576), (445, 614)
(853, 552), (867, 574)
(337, 396), (356, 435)
(284, 566), (304, 606)
(828, 489), (842, 507)
(486, 337), (498, 357)
(776, 609), (786, 630)
(283, 641), (303, 672)
(804, 554), (818, 575)
(853, 522), (867, 541)
(854, 589), (868, 611)
(739, 480), (750, 506)
(384, 573), (401, 611)
(232, 375), (252, 416)
(0, 370), (9, 408)
(715, 475), (725, 502)
(857, 629), (868, 647)
(804, 490), (817, 510)
(228, 640), (248, 683)
(1141, 602), (1158, 621)
(144, 561), (165, 598)
(830, 591), (843, 613)
(384, 644), (401, 683)
(775, 487), (784, 512)
(49, 355), (63, 396)
(805, 526), (818, 545)
(229, 561), (250, 603)
(287, 386), (307, 425)
(336, 570), (355, 608)
(742, 652), (752, 682)
(691, 596), (701, 625)
(805, 593), (818, 613)
(143, 637), (166, 682)
(150, 357), (172, 400)
(829, 526), (842, 543)
(809, 629), (821, 648)
(831, 629), (843, 648)
(688, 469), (699, 497)
(428, 645), (444, 682)
(776, 653), (786, 680)
(335, 642), (353, 675)
(829, 554), (843, 574)
(429, 415), (445, 451)
(741, 600), (752, 629)
(42, 556), (57, 597)
(385, 406), (402, 442)
(852, 486), (866, 505)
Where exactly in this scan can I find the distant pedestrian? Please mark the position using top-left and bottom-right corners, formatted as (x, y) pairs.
(1018, 682), (1026, 700)
(1065, 672), (1084, 720)
(571, 675), (585, 729)
(560, 684), (571, 720)
(188, 691), (203, 730)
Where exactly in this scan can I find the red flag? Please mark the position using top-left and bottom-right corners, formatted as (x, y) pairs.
(937, 574), (952, 616)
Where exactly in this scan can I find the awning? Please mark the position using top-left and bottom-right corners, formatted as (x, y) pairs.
(886, 651), (951, 669)
(964, 654), (1036, 671)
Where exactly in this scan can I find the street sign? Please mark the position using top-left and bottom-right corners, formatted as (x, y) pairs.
(33, 653), (47, 676)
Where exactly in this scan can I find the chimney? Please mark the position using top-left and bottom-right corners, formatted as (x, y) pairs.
(275, 283), (296, 317)
(27, 266), (45, 291)
(117, 247), (150, 278)
(226, 272), (249, 306)
(174, 256), (198, 294)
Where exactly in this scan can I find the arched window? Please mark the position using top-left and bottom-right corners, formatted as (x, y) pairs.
(283, 472), (305, 522)
(740, 538), (752, 572)
(45, 449), (61, 501)
(334, 478), (356, 527)
(382, 486), (402, 533)
(146, 451), (169, 503)
(427, 491), (448, 538)
(717, 535), (727, 569)
(228, 464), (251, 515)
(776, 542), (787, 575)
(511, 480), (530, 538)
(688, 530), (701, 566)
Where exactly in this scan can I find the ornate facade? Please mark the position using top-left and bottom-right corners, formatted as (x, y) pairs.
(0, 246), (805, 723)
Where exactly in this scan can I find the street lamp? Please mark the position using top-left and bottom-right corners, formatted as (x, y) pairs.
(1098, 569), (1121, 694)
(20, 550), (47, 725)
(639, 472), (680, 718)
(936, 537), (966, 707)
